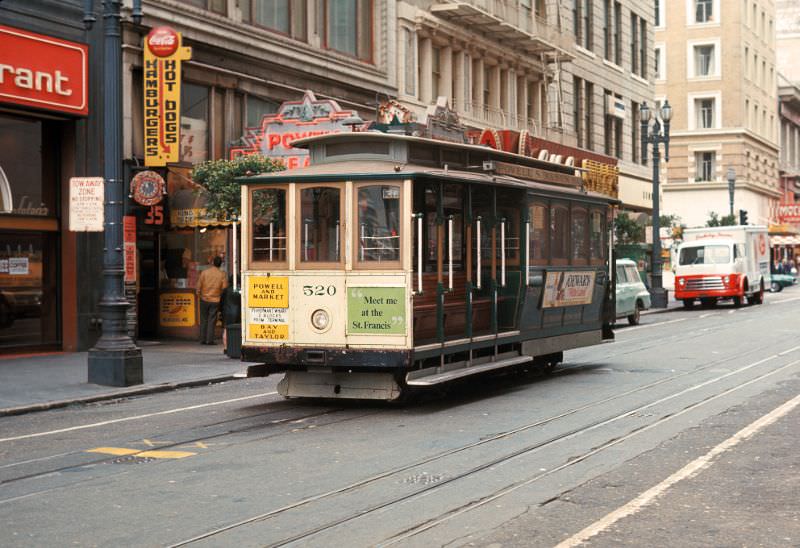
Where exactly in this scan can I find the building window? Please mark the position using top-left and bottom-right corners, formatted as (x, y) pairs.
(655, 0), (664, 27)
(584, 81), (593, 149)
(403, 28), (417, 96)
(613, 2), (621, 64)
(695, 151), (715, 181)
(241, 1), (307, 39)
(573, 76), (583, 146)
(632, 100), (640, 163)
(603, 0), (612, 60)
(324, 0), (372, 61)
(654, 45), (665, 80)
(246, 95), (279, 128)
(639, 19), (647, 78)
(181, 82), (210, 164)
(630, 13), (639, 74)
(432, 47), (441, 100)
(695, 98), (715, 128)
(177, 0), (226, 14)
(573, 0), (592, 50)
(694, 44), (715, 77)
(695, 0), (713, 23)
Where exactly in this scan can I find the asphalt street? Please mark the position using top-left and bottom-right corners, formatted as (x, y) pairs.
(1, 288), (799, 547)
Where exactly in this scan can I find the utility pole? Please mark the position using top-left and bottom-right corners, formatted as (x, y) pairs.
(85, 1), (144, 386)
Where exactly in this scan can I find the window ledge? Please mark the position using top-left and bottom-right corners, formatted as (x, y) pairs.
(687, 76), (722, 82)
(602, 59), (624, 73)
(574, 45), (596, 59)
(630, 73), (650, 86)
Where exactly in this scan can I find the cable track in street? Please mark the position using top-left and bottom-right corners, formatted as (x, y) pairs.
(0, 303), (786, 492)
(166, 340), (800, 547)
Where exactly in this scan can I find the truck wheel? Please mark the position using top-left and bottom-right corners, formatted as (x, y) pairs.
(682, 299), (695, 309)
(700, 297), (717, 308)
(749, 284), (764, 305)
(733, 295), (743, 307)
(628, 302), (641, 325)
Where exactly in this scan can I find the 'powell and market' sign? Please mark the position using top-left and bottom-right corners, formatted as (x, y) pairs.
(143, 27), (191, 167)
(229, 90), (359, 169)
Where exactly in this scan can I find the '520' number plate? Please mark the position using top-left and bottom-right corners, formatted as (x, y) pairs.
(303, 285), (336, 296)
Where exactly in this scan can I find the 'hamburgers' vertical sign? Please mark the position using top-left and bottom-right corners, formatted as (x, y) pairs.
(143, 27), (192, 167)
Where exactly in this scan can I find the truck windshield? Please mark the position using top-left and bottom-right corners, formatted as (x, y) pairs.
(679, 245), (731, 265)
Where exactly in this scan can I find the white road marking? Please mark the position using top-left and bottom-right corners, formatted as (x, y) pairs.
(555, 391), (800, 548)
(699, 313), (718, 318)
(617, 318), (687, 333)
(768, 296), (800, 305)
(728, 309), (737, 314)
(0, 392), (278, 444)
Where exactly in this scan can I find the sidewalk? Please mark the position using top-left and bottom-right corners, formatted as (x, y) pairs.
(0, 341), (250, 416)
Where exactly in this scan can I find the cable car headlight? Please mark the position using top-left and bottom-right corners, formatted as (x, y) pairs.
(311, 309), (330, 331)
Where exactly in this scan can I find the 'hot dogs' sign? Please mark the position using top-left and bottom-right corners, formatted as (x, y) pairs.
(143, 27), (192, 167)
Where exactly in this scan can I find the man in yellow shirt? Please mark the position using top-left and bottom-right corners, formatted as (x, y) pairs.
(196, 256), (228, 345)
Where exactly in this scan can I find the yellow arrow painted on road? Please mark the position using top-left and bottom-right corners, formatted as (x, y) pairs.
(87, 447), (196, 459)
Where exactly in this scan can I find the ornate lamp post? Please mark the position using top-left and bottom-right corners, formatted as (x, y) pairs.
(85, 1), (144, 385)
(640, 100), (672, 309)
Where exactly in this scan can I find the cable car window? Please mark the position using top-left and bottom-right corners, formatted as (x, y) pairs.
(251, 187), (287, 264)
(497, 189), (522, 264)
(299, 186), (341, 263)
(550, 203), (569, 263)
(529, 202), (549, 265)
(357, 185), (401, 263)
(571, 207), (588, 263)
(590, 209), (606, 261)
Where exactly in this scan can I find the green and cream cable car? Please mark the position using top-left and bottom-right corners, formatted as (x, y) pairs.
(239, 131), (616, 400)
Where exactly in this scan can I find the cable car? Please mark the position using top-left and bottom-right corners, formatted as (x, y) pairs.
(239, 130), (616, 400)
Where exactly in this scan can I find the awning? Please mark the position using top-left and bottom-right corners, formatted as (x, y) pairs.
(770, 235), (800, 246)
(167, 167), (231, 228)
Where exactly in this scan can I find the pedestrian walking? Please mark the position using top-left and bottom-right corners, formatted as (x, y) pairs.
(197, 256), (228, 345)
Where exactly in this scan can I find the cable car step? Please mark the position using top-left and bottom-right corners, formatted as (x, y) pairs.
(405, 355), (534, 386)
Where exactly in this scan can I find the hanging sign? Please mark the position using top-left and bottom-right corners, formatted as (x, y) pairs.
(68, 177), (104, 231)
(130, 170), (165, 206)
(229, 90), (357, 169)
(143, 27), (192, 167)
(123, 215), (137, 283)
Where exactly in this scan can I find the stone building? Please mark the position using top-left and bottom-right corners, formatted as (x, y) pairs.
(656, 0), (781, 228)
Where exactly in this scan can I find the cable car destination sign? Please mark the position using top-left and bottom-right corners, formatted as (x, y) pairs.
(143, 26), (192, 167)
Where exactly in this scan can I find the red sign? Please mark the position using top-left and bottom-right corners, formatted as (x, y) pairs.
(229, 90), (358, 169)
(0, 24), (88, 116)
(777, 203), (800, 223)
(146, 27), (179, 58)
(123, 216), (137, 284)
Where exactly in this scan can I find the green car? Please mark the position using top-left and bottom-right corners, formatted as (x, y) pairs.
(615, 258), (652, 325)
(770, 272), (796, 292)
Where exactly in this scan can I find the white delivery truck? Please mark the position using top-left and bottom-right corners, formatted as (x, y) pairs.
(674, 225), (770, 308)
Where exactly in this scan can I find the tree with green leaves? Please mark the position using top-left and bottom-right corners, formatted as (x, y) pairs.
(705, 211), (737, 227)
(191, 155), (285, 220)
(614, 212), (645, 244)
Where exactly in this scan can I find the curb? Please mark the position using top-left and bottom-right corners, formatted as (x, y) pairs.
(0, 374), (240, 418)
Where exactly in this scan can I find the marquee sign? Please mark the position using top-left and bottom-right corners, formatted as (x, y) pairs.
(777, 202), (800, 224)
(229, 90), (358, 169)
(143, 27), (192, 167)
(0, 24), (88, 116)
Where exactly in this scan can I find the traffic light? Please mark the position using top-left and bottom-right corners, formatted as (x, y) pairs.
(739, 209), (748, 225)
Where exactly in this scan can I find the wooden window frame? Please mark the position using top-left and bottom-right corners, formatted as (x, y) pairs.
(528, 200), (550, 266)
(248, 184), (289, 271)
(352, 181), (404, 271)
(550, 202), (570, 266)
(570, 205), (590, 266)
(589, 207), (607, 266)
(294, 182), (345, 270)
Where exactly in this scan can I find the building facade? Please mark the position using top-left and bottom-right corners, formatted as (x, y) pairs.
(119, 0), (397, 341)
(394, 1), (654, 213)
(0, 0), (104, 354)
(656, 0), (781, 228)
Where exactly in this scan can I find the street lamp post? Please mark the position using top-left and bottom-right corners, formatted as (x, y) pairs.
(727, 167), (736, 219)
(640, 100), (672, 309)
(85, 1), (144, 386)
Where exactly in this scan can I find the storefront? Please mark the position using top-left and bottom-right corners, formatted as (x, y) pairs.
(0, 19), (96, 353)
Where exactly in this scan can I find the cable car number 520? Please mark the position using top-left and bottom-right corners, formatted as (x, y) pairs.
(303, 285), (336, 296)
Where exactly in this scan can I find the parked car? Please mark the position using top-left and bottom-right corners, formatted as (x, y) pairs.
(769, 272), (797, 292)
(615, 258), (651, 325)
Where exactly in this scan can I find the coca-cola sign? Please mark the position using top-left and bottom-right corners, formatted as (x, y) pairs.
(777, 202), (800, 223)
(146, 27), (179, 58)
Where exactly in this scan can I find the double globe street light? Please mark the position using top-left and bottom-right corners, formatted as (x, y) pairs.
(640, 99), (672, 309)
